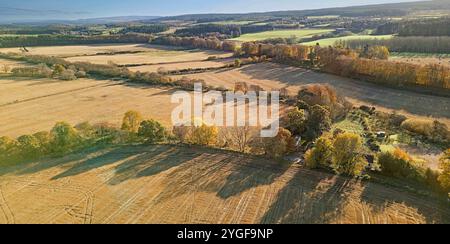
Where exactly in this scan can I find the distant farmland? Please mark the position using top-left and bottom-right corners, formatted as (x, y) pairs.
(230, 29), (334, 42)
(301, 34), (393, 46)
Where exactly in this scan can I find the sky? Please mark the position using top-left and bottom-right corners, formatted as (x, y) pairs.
(0, 0), (419, 22)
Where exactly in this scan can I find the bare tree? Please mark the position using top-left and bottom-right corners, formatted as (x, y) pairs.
(226, 126), (255, 153)
(2, 64), (10, 73)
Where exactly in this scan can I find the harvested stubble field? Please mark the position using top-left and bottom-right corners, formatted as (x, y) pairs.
(128, 58), (234, 73)
(0, 44), (182, 58)
(0, 77), (178, 138)
(63, 47), (232, 66)
(173, 62), (450, 125)
(0, 144), (448, 224)
(0, 58), (33, 70)
(390, 55), (450, 68)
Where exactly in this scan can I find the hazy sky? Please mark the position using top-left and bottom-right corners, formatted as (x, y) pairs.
(0, 0), (419, 21)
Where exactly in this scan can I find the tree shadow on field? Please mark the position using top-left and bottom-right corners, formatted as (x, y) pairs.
(50, 145), (148, 180)
(216, 157), (291, 199)
(239, 63), (450, 119)
(107, 145), (203, 185)
(137, 149), (291, 205)
(359, 178), (450, 224)
(260, 169), (353, 224)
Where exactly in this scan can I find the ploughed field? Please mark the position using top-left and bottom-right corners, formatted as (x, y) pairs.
(0, 144), (448, 224)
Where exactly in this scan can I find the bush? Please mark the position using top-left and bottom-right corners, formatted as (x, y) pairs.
(121, 110), (143, 133)
(401, 119), (450, 143)
(438, 149), (450, 193)
(332, 132), (367, 176)
(0, 136), (18, 163)
(378, 148), (423, 180)
(306, 105), (332, 140)
(285, 107), (307, 136)
(50, 122), (80, 154)
(138, 120), (167, 144)
(75, 70), (87, 78)
(59, 69), (77, 80)
(17, 135), (40, 159)
(189, 124), (218, 146)
(305, 136), (333, 169)
(11, 63), (52, 78)
(263, 128), (296, 159)
(297, 84), (351, 120)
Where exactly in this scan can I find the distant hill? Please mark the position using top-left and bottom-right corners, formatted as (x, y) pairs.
(0, 16), (161, 25)
(155, 0), (450, 21)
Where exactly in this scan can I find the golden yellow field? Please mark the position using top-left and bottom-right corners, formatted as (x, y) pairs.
(0, 144), (448, 224)
(0, 77), (178, 138)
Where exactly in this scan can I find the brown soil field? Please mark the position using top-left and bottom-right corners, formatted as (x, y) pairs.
(129, 58), (234, 73)
(0, 77), (178, 138)
(0, 144), (448, 224)
(173, 63), (450, 125)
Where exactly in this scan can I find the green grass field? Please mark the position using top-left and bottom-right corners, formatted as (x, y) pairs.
(391, 52), (450, 58)
(301, 34), (394, 46)
(229, 28), (334, 42)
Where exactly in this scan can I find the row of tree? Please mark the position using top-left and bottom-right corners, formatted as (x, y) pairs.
(11, 63), (85, 81)
(153, 36), (238, 52)
(118, 24), (169, 34)
(239, 43), (449, 90)
(0, 33), (151, 48)
(342, 36), (450, 53)
(173, 24), (275, 38)
(376, 17), (450, 36)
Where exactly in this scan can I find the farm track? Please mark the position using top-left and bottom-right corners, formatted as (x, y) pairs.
(0, 145), (448, 224)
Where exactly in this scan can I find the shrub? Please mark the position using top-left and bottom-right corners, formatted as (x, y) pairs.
(401, 119), (450, 143)
(401, 119), (434, 136)
(11, 63), (52, 78)
(173, 125), (191, 144)
(121, 110), (143, 133)
(59, 69), (77, 80)
(378, 148), (422, 180)
(138, 119), (167, 144)
(305, 136), (333, 169)
(297, 84), (351, 119)
(0, 136), (18, 163)
(17, 135), (40, 159)
(332, 132), (367, 176)
(50, 122), (80, 154)
(285, 107), (307, 136)
(438, 149), (450, 192)
(264, 128), (296, 159)
(189, 124), (218, 146)
(75, 70), (87, 78)
(32, 131), (52, 154)
(306, 105), (332, 140)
